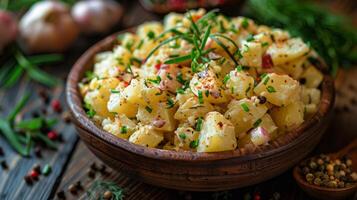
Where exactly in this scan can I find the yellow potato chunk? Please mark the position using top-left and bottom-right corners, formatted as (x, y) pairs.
(267, 38), (310, 65)
(300, 65), (323, 88)
(84, 78), (120, 118)
(225, 70), (254, 99)
(270, 101), (305, 130)
(174, 97), (214, 125)
(136, 103), (177, 132)
(107, 92), (138, 118)
(174, 124), (199, 150)
(129, 125), (164, 148)
(254, 73), (301, 106)
(224, 98), (268, 137)
(197, 112), (237, 152)
(276, 57), (305, 79)
(102, 114), (137, 139)
(190, 69), (228, 104)
(240, 40), (263, 67)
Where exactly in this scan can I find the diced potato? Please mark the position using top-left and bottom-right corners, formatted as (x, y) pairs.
(197, 112), (237, 152)
(176, 91), (194, 106)
(259, 114), (278, 135)
(305, 104), (318, 115)
(190, 69), (228, 104)
(302, 87), (321, 105)
(270, 28), (290, 42)
(276, 57), (305, 79)
(224, 98), (268, 137)
(267, 38), (310, 65)
(174, 97), (214, 125)
(240, 40), (263, 67)
(84, 78), (120, 118)
(136, 22), (164, 40)
(174, 124), (199, 150)
(136, 103), (177, 132)
(301, 65), (323, 88)
(270, 101), (304, 130)
(226, 70), (254, 99)
(129, 125), (163, 148)
(249, 127), (270, 146)
(119, 33), (139, 52)
(254, 73), (301, 106)
(164, 13), (184, 29)
(107, 92), (138, 118)
(102, 114), (136, 139)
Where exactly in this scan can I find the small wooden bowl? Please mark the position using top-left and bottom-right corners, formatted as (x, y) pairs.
(66, 29), (335, 191)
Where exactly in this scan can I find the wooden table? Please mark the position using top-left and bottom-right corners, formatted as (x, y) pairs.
(0, 1), (356, 200)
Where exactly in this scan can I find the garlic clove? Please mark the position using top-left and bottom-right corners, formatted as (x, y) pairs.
(72, 0), (123, 34)
(0, 10), (18, 52)
(19, 1), (79, 54)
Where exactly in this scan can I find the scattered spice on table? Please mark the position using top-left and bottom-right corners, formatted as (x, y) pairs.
(299, 154), (357, 188)
(42, 164), (52, 176)
(56, 190), (66, 199)
(0, 147), (4, 156)
(1, 160), (8, 169)
(68, 183), (78, 194)
(87, 168), (96, 179)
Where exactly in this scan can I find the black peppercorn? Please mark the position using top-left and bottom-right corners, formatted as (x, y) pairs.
(87, 169), (95, 178)
(34, 147), (42, 157)
(57, 190), (66, 199)
(0, 147), (4, 156)
(1, 160), (8, 169)
(68, 184), (77, 194)
(24, 175), (33, 185)
(257, 96), (267, 104)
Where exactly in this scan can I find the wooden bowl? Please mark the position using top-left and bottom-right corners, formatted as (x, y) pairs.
(66, 30), (335, 191)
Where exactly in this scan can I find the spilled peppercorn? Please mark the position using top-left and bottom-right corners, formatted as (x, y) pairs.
(299, 154), (357, 188)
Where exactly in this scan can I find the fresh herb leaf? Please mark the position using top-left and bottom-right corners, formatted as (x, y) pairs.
(267, 86), (276, 93)
(164, 54), (191, 64)
(195, 117), (203, 131)
(148, 76), (161, 84)
(223, 74), (230, 84)
(166, 98), (175, 108)
(189, 139), (199, 148)
(241, 103), (250, 112)
(145, 106), (153, 113)
(179, 133), (186, 140)
(253, 119), (262, 128)
(198, 90), (204, 104)
(84, 102), (96, 118)
(120, 126), (127, 134)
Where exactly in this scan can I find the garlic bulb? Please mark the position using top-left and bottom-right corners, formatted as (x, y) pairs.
(0, 10), (18, 52)
(72, 0), (123, 34)
(19, 1), (79, 53)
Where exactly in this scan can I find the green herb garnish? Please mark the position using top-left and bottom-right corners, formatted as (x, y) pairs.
(241, 103), (250, 112)
(198, 90), (204, 104)
(253, 119), (262, 128)
(148, 76), (161, 84)
(267, 86), (276, 93)
(87, 180), (124, 200)
(120, 126), (128, 134)
(84, 102), (96, 118)
(189, 139), (199, 148)
(145, 106), (153, 113)
(195, 117), (203, 131)
(179, 133), (187, 140)
(166, 98), (175, 109)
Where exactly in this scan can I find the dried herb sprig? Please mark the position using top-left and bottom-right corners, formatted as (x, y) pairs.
(87, 180), (124, 200)
(246, 0), (357, 75)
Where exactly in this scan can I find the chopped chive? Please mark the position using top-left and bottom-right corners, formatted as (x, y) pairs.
(145, 106), (153, 113)
(148, 76), (161, 84)
(176, 88), (185, 94)
(189, 139), (199, 148)
(84, 102), (96, 118)
(236, 65), (243, 72)
(130, 57), (142, 65)
(267, 86), (276, 93)
(147, 31), (156, 40)
(241, 103), (250, 112)
(166, 98), (175, 108)
(205, 90), (210, 97)
(263, 76), (270, 85)
(241, 18), (249, 29)
(223, 74), (230, 84)
(195, 117), (203, 131)
(253, 119), (262, 128)
(179, 133), (186, 140)
(176, 73), (186, 85)
(166, 73), (173, 80)
(137, 39), (144, 49)
(110, 89), (120, 94)
(261, 42), (269, 47)
(260, 73), (268, 79)
(198, 90), (204, 104)
(219, 20), (226, 33)
(209, 35), (239, 66)
(120, 126), (128, 134)
(246, 34), (255, 42)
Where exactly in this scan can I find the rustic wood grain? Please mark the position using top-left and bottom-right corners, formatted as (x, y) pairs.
(0, 79), (79, 200)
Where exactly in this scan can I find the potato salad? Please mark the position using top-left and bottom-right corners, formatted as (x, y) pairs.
(79, 9), (324, 153)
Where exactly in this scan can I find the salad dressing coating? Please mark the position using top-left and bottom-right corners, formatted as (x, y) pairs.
(80, 9), (323, 153)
